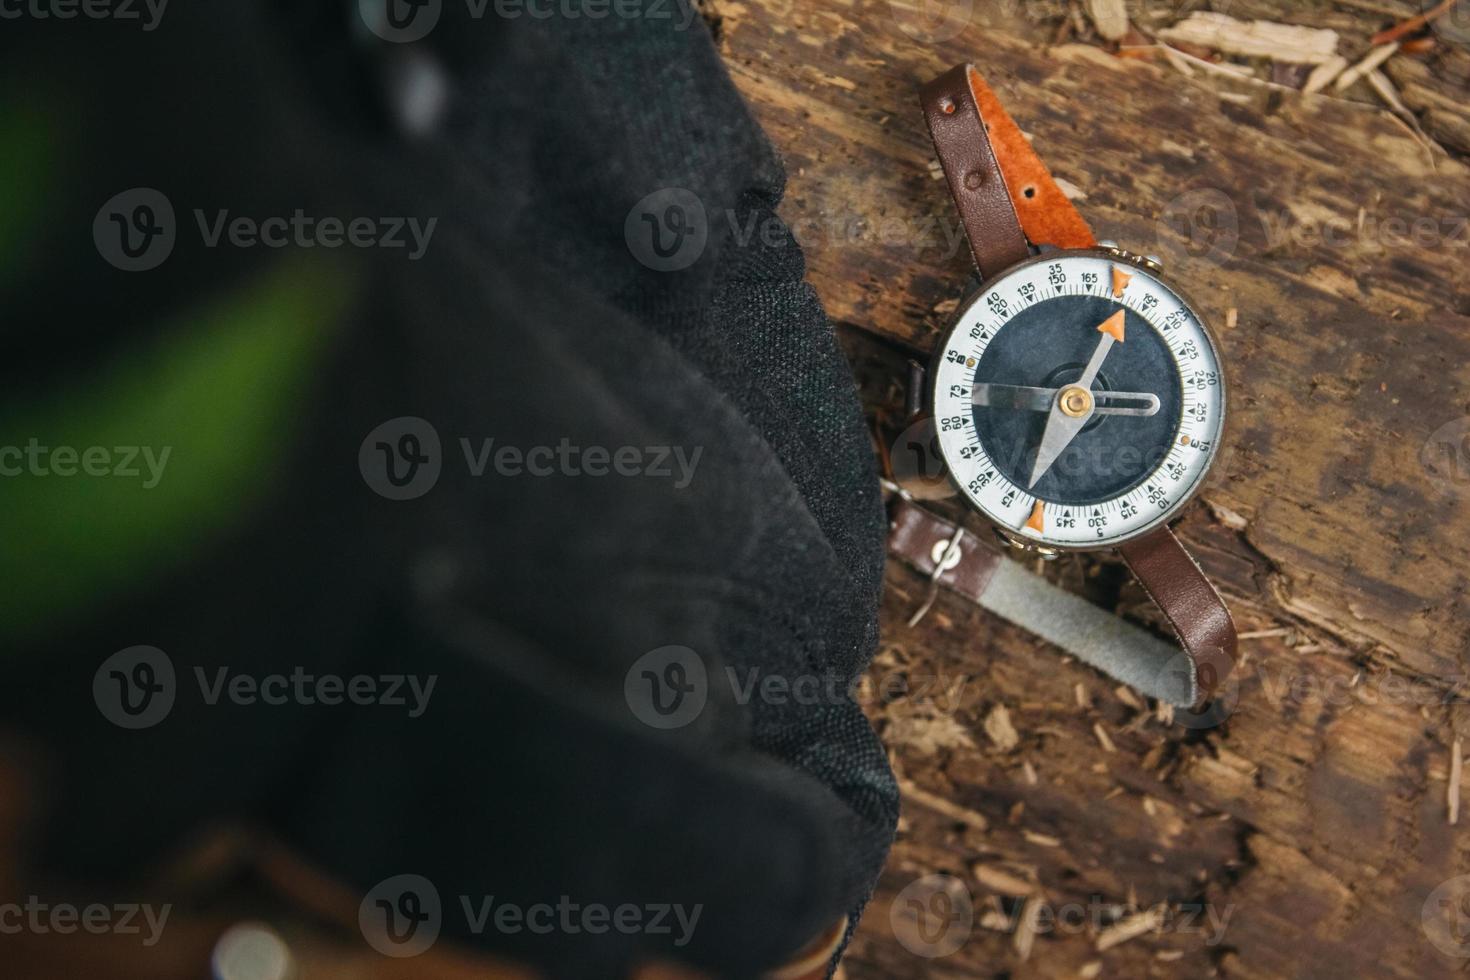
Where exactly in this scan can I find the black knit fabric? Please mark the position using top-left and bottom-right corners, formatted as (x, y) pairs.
(2, 2), (896, 976)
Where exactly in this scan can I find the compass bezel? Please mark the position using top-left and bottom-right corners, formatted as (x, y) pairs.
(928, 247), (1229, 552)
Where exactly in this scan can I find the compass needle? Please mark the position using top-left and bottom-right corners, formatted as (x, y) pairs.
(1026, 311), (1125, 488)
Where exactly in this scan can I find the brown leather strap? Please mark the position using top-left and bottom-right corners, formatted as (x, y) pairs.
(920, 65), (1031, 281)
(889, 495), (1003, 602)
(1118, 526), (1238, 704)
(920, 65), (1096, 281)
(888, 497), (1237, 708)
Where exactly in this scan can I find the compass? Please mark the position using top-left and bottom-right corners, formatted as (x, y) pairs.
(931, 248), (1226, 550)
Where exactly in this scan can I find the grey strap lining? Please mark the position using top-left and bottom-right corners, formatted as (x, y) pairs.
(976, 558), (1198, 707)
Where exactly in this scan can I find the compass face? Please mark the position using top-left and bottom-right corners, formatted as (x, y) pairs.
(932, 250), (1226, 549)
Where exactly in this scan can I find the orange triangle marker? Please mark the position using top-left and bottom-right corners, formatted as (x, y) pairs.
(1025, 499), (1045, 535)
(1111, 265), (1132, 298)
(1097, 309), (1126, 343)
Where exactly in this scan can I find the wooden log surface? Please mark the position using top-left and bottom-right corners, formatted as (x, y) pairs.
(709, 1), (1470, 977)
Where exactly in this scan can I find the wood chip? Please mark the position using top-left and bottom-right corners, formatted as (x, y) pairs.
(1079, 963), (1103, 979)
(1450, 737), (1463, 825)
(1157, 13), (1340, 64)
(1014, 896), (1044, 961)
(1083, 0), (1129, 42)
(1303, 55), (1348, 94)
(974, 863), (1039, 897)
(1239, 627), (1293, 640)
(1335, 42), (1401, 92)
(898, 778), (989, 831)
(1096, 904), (1167, 951)
(884, 712), (976, 756)
(1076, 683), (1090, 709)
(1161, 46), (1257, 81)
(1142, 743), (1166, 771)
(1022, 760), (1039, 785)
(1209, 501), (1249, 530)
(1054, 177), (1088, 201)
(1367, 68), (1414, 122)
(985, 703), (1021, 752)
(1093, 722), (1118, 753)
(1159, 45), (1198, 78)
(1114, 685), (1144, 710)
(1024, 830), (1062, 847)
(1225, 307), (1239, 329)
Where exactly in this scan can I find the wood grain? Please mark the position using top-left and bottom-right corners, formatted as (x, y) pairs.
(711, 1), (1470, 976)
